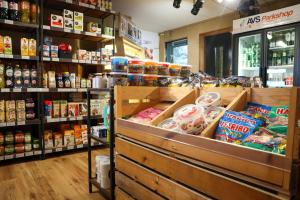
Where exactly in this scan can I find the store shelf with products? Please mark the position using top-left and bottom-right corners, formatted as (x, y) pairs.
(0, 19), (38, 32)
(0, 119), (40, 128)
(0, 150), (42, 161)
(114, 86), (300, 199)
(269, 45), (295, 51)
(44, 142), (102, 154)
(44, 115), (102, 124)
(268, 65), (294, 69)
(42, 57), (108, 66)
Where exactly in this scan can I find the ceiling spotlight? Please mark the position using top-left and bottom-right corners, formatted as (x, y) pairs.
(191, 0), (204, 15)
(217, 0), (223, 3)
(173, 0), (182, 8)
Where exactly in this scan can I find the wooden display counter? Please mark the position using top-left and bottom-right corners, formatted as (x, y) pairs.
(114, 86), (300, 200)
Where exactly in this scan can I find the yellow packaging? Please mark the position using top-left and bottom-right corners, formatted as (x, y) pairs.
(0, 35), (4, 54)
(0, 100), (4, 123)
(4, 36), (12, 55)
(28, 39), (36, 56)
(21, 38), (29, 56)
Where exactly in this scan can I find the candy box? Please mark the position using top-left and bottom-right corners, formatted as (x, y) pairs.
(20, 38), (29, 56)
(77, 49), (87, 60)
(195, 92), (221, 107)
(44, 130), (53, 149)
(74, 125), (83, 145)
(60, 100), (68, 117)
(48, 71), (56, 88)
(74, 12), (83, 23)
(43, 45), (50, 57)
(64, 18), (73, 30)
(4, 36), (12, 55)
(74, 21), (83, 31)
(68, 103), (79, 117)
(52, 100), (60, 118)
(51, 45), (58, 58)
(79, 102), (88, 116)
(53, 132), (63, 148)
(28, 39), (36, 56)
(51, 14), (63, 28)
(81, 129), (88, 144)
(64, 130), (75, 146)
(91, 99), (101, 116)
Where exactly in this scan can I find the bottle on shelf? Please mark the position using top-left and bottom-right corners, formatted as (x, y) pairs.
(29, 0), (35, 24)
(30, 65), (37, 87)
(0, 0), (8, 19)
(8, 0), (19, 21)
(291, 31), (295, 46)
(282, 51), (287, 66)
(272, 52), (277, 66)
(276, 52), (282, 66)
(5, 62), (13, 88)
(14, 64), (22, 88)
(0, 62), (5, 88)
(19, 0), (30, 23)
(22, 64), (30, 88)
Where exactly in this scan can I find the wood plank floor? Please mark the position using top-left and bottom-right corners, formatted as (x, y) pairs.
(0, 149), (108, 200)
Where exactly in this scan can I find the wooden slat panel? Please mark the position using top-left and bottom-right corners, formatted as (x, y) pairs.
(116, 155), (209, 200)
(116, 171), (165, 200)
(201, 87), (244, 106)
(251, 88), (291, 106)
(116, 119), (291, 187)
(159, 87), (192, 102)
(116, 138), (285, 200)
(116, 187), (135, 200)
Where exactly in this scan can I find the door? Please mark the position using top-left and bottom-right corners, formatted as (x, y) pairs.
(205, 33), (231, 78)
(266, 27), (296, 87)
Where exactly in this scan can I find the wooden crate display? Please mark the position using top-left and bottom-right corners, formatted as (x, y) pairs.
(115, 87), (300, 199)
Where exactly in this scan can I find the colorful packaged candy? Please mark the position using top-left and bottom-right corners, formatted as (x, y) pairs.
(267, 106), (289, 134)
(157, 118), (180, 132)
(128, 107), (162, 124)
(204, 106), (225, 124)
(195, 92), (221, 107)
(215, 111), (261, 144)
(245, 102), (272, 118)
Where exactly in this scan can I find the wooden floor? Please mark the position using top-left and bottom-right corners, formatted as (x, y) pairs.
(0, 149), (109, 200)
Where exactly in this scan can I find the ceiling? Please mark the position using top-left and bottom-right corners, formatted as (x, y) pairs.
(112, 0), (276, 33)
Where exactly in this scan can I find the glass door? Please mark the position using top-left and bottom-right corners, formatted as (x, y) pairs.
(238, 34), (261, 77)
(266, 28), (295, 87)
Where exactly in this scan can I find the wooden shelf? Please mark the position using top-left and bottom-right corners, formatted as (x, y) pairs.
(0, 19), (38, 32)
(0, 54), (38, 61)
(42, 57), (109, 65)
(0, 119), (40, 128)
(0, 150), (42, 161)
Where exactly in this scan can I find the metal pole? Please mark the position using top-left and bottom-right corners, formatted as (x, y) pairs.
(87, 90), (92, 193)
(109, 87), (115, 200)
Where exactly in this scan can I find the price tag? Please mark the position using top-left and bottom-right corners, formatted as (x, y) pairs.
(66, 0), (72, 3)
(79, 60), (85, 63)
(6, 122), (15, 126)
(0, 54), (4, 58)
(59, 117), (67, 122)
(67, 146), (74, 150)
(5, 54), (13, 58)
(74, 30), (81, 34)
(16, 153), (24, 158)
(52, 58), (59, 62)
(85, 32), (97, 37)
(92, 61), (98, 64)
(72, 59), (78, 63)
(25, 151), (34, 156)
(47, 118), (60, 123)
(34, 150), (41, 155)
(13, 88), (22, 92)
(64, 29), (71, 33)
(21, 56), (30, 60)
(17, 121), (26, 126)
(77, 144), (83, 149)
(0, 156), (4, 161)
(85, 60), (92, 64)
(0, 122), (6, 127)
(27, 88), (38, 92)
(56, 148), (63, 152)
(40, 88), (49, 92)
(43, 25), (50, 30)
(45, 149), (52, 154)
(5, 155), (14, 160)
(77, 88), (87, 92)
(89, 5), (96, 9)
(79, 2), (89, 8)
(4, 20), (13, 24)
(69, 117), (76, 121)
(76, 116), (83, 121)
(43, 57), (50, 61)
(1, 88), (10, 92)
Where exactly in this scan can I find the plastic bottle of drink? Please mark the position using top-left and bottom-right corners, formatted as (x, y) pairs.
(0, 0), (8, 19)
(291, 32), (295, 46)
(8, 0), (19, 21)
(272, 52), (277, 66)
(276, 52), (282, 66)
(282, 51), (287, 65)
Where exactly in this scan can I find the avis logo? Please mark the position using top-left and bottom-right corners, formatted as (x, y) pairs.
(247, 16), (261, 25)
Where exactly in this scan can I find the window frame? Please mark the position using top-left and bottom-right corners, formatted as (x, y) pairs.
(165, 38), (188, 64)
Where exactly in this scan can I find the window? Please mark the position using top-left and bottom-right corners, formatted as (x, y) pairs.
(166, 39), (188, 65)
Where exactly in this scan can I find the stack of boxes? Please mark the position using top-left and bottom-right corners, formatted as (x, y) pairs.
(50, 9), (84, 32)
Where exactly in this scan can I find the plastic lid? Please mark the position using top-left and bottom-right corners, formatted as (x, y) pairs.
(169, 63), (182, 69)
(181, 65), (192, 69)
(128, 59), (144, 65)
(158, 62), (170, 67)
(195, 92), (221, 107)
(204, 106), (225, 123)
(157, 118), (179, 131)
(174, 104), (205, 121)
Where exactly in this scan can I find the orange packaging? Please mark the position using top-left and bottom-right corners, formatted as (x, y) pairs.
(28, 39), (36, 56)
(60, 124), (70, 132)
(21, 38), (29, 56)
(0, 35), (4, 54)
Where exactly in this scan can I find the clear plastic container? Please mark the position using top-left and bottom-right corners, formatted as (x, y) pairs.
(144, 60), (158, 75)
(128, 75), (143, 86)
(111, 56), (128, 72)
(157, 118), (179, 132)
(143, 76), (158, 86)
(169, 64), (181, 76)
(204, 106), (225, 124)
(181, 65), (192, 77)
(128, 59), (144, 74)
(157, 62), (169, 75)
(195, 92), (221, 107)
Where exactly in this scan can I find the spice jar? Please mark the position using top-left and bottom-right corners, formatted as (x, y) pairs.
(24, 142), (32, 152)
(128, 59), (144, 74)
(157, 62), (169, 75)
(15, 131), (24, 143)
(5, 145), (14, 155)
(24, 131), (31, 143)
(144, 60), (158, 75)
(56, 73), (64, 88)
(181, 65), (192, 78)
(15, 143), (24, 153)
(5, 131), (14, 144)
(169, 64), (181, 76)
(33, 138), (39, 150)
(63, 72), (71, 88)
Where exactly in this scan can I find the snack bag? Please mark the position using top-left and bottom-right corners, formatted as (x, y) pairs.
(267, 106), (289, 134)
(215, 111), (261, 144)
(245, 102), (272, 119)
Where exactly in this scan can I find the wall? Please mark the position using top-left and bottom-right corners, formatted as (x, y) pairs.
(141, 30), (160, 61)
(159, 0), (300, 72)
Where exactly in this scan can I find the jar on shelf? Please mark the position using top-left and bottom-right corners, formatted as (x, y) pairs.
(14, 64), (22, 88)
(22, 65), (30, 88)
(33, 138), (39, 150)
(169, 63), (181, 76)
(20, 0), (30, 23)
(24, 131), (31, 143)
(63, 72), (71, 88)
(0, 63), (5, 88)
(157, 62), (169, 75)
(30, 65), (37, 87)
(0, 0), (9, 20)
(56, 73), (64, 88)
(143, 76), (158, 87)
(128, 59), (144, 74)
(128, 75), (143, 86)
(144, 60), (158, 75)
(30, 0), (36, 24)
(180, 65), (192, 78)
(111, 56), (128, 72)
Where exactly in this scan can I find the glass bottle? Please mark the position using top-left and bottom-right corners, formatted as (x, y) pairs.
(22, 64), (30, 87)
(63, 72), (71, 88)
(282, 51), (287, 66)
(8, 0), (19, 21)
(56, 73), (63, 88)
(0, 0), (8, 19)
(30, 0), (35, 24)
(272, 52), (277, 66)
(30, 65), (37, 87)
(14, 64), (22, 88)
(276, 52), (282, 66)
(19, 0), (30, 23)
(0, 62), (5, 88)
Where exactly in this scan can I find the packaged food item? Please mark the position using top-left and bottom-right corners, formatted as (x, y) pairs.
(13, 64), (22, 88)
(20, 0), (30, 23)
(15, 143), (24, 153)
(5, 145), (14, 155)
(24, 131), (31, 143)
(63, 72), (71, 88)
(4, 36), (12, 55)
(28, 39), (36, 56)
(0, 100), (4, 123)
(0, 132), (3, 145)
(143, 76), (158, 86)
(64, 18), (73, 30)
(87, 22), (98, 33)
(21, 37), (29, 56)
(204, 106), (225, 124)
(50, 14), (63, 28)
(74, 125), (83, 145)
(79, 102), (88, 116)
(144, 61), (158, 75)
(43, 44), (50, 57)
(22, 65), (30, 87)
(52, 100), (60, 118)
(6, 100), (16, 122)
(195, 92), (221, 107)
(111, 56), (128, 72)
(68, 103), (79, 117)
(157, 62), (169, 75)
(128, 59), (144, 74)
(60, 100), (68, 117)
(267, 106), (288, 134)
(74, 11), (83, 31)
(64, 130), (75, 146)
(245, 102), (272, 118)
(75, 76), (81, 88)
(25, 98), (35, 108)
(16, 100), (26, 122)
(215, 111), (262, 144)
(90, 99), (101, 116)
(70, 73), (76, 88)
(48, 71), (56, 88)
(53, 132), (63, 148)
(80, 78), (87, 88)
(51, 45), (58, 58)
(43, 72), (48, 88)
(157, 118), (179, 132)
(8, 0), (19, 21)
(30, 1), (36, 23)
(0, 145), (4, 156)
(26, 110), (35, 120)
(63, 9), (73, 20)
(44, 130), (53, 149)
(111, 75), (128, 86)
(44, 100), (52, 118)
(169, 64), (181, 76)
(181, 65), (192, 78)
(0, 35), (4, 54)
(128, 107), (163, 124)
(5, 131), (14, 144)
(173, 104), (206, 135)
(30, 66), (37, 88)
(127, 75), (143, 86)
(32, 138), (39, 150)
(74, 20), (83, 31)
(24, 143), (32, 152)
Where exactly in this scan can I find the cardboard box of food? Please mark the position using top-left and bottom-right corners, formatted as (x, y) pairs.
(54, 132), (63, 148)
(64, 130), (75, 146)
(44, 130), (54, 149)
(51, 14), (64, 28)
(28, 39), (36, 56)
(21, 38), (29, 56)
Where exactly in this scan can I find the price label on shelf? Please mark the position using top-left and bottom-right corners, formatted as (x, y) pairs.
(79, 2), (89, 8)
(40, 88), (49, 92)
(59, 117), (67, 122)
(0, 156), (3, 161)
(43, 57), (50, 61)
(74, 30), (81, 34)
(16, 153), (24, 158)
(47, 118), (60, 123)
(0, 122), (6, 127)
(5, 155), (14, 160)
(34, 150), (42, 155)
(76, 116), (83, 121)
(77, 144), (83, 149)
(85, 32), (97, 37)
(45, 149), (52, 154)
(6, 122), (15, 126)
(27, 88), (39, 92)
(79, 60), (85, 64)
(77, 88), (87, 92)
(5, 54), (13, 58)
(85, 60), (92, 64)
(92, 61), (98, 64)
(64, 29), (71, 33)
(56, 148), (62, 152)
(17, 121), (26, 126)
(21, 56), (30, 60)
(52, 58), (59, 62)
(72, 59), (78, 63)
(66, 0), (72, 3)
(43, 25), (50, 30)
(1, 88), (10, 92)
(67, 146), (74, 150)
(13, 88), (22, 92)
(4, 20), (13, 24)
(0, 54), (4, 58)
(69, 117), (76, 121)
(25, 151), (34, 156)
